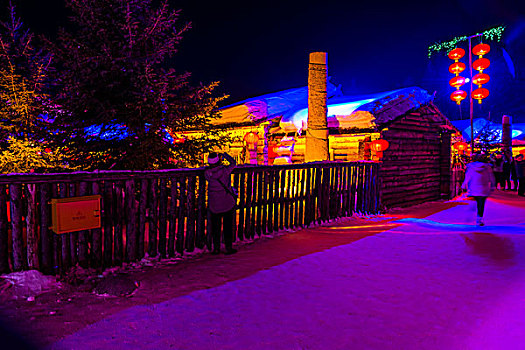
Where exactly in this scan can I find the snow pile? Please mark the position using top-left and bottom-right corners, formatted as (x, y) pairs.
(1, 270), (60, 300)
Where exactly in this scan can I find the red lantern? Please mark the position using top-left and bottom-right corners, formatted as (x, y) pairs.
(370, 139), (389, 160)
(472, 58), (490, 72)
(472, 88), (489, 103)
(472, 43), (490, 57)
(450, 90), (467, 105)
(449, 76), (466, 89)
(472, 73), (490, 87)
(449, 62), (466, 75)
(453, 141), (469, 155)
(370, 139), (389, 152)
(448, 48), (465, 61)
(244, 131), (259, 144)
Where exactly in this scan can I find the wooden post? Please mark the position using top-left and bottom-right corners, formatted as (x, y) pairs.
(138, 179), (148, 258)
(38, 183), (52, 273)
(305, 168), (312, 227)
(0, 185), (9, 273)
(272, 170), (279, 232)
(114, 182), (124, 265)
(91, 181), (102, 268)
(157, 178), (168, 257)
(68, 184), (78, 266)
(267, 170), (274, 234)
(59, 183), (71, 270)
(168, 178), (178, 256)
(231, 173), (239, 241)
(261, 171), (268, 235)
(196, 174), (206, 249)
(238, 172), (246, 241)
(10, 184), (25, 271)
(306, 52), (329, 162)
(279, 170), (285, 230)
(77, 182), (89, 268)
(256, 171), (263, 236)
(186, 176), (196, 252)
(26, 184), (38, 269)
(103, 181), (113, 267)
(125, 179), (138, 261)
(175, 178), (186, 255)
(149, 179), (159, 257)
(245, 171), (253, 238)
(51, 184), (60, 273)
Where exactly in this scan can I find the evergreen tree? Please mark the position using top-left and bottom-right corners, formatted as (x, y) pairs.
(0, 136), (72, 173)
(0, 1), (55, 145)
(50, 0), (228, 170)
(0, 2), (69, 173)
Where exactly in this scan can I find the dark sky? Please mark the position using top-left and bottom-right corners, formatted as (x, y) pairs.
(12, 0), (525, 107)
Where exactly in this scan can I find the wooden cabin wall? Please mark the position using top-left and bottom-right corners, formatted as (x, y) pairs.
(290, 134), (377, 164)
(379, 111), (452, 208)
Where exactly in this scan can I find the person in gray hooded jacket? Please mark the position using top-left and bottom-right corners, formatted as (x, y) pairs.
(462, 153), (496, 226)
(204, 152), (237, 254)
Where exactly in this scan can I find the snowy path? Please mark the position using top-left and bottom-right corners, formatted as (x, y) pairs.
(52, 196), (525, 350)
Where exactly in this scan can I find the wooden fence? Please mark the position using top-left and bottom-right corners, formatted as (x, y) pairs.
(0, 161), (381, 275)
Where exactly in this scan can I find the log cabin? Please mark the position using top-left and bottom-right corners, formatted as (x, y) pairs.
(182, 84), (458, 208)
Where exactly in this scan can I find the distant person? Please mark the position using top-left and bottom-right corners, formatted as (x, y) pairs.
(490, 152), (505, 189)
(515, 154), (525, 197)
(462, 153), (496, 226)
(204, 152), (238, 255)
(510, 155), (518, 191)
(502, 152), (512, 190)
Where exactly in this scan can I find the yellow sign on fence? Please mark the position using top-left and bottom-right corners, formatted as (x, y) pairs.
(51, 195), (101, 234)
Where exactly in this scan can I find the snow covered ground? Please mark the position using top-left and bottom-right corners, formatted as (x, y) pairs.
(51, 194), (525, 350)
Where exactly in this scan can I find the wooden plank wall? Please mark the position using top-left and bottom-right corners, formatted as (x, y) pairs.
(379, 111), (452, 208)
(0, 162), (380, 275)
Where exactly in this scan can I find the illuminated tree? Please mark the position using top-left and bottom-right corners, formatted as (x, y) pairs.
(0, 137), (71, 174)
(0, 1), (55, 145)
(50, 0), (228, 170)
(0, 2), (69, 173)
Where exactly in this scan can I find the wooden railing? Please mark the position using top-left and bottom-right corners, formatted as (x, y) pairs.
(0, 162), (381, 274)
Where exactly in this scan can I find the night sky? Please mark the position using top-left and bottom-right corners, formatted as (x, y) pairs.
(12, 0), (525, 120)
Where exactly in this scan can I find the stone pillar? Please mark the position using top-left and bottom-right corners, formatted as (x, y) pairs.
(502, 115), (512, 156)
(305, 52), (329, 162)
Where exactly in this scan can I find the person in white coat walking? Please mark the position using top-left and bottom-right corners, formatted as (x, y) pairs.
(462, 153), (496, 226)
